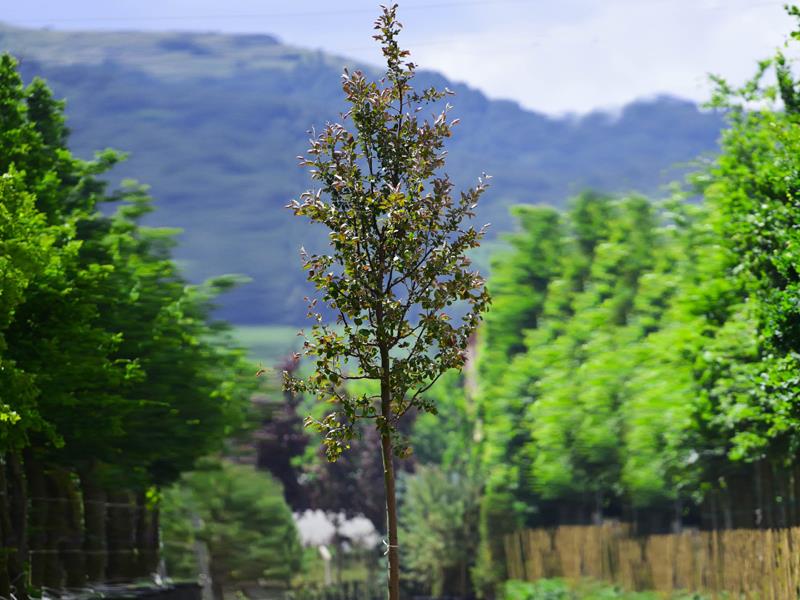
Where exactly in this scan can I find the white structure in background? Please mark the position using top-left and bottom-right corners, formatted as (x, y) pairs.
(337, 515), (380, 549)
(294, 510), (381, 585)
(294, 510), (336, 546)
(294, 510), (380, 549)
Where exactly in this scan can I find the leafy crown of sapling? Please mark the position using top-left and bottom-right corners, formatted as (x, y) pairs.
(284, 3), (491, 461)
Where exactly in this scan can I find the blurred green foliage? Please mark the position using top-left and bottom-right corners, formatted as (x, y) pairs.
(399, 464), (481, 598)
(471, 22), (800, 589)
(161, 458), (302, 594)
(502, 579), (706, 600)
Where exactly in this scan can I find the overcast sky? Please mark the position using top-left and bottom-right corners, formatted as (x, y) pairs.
(2, 0), (792, 115)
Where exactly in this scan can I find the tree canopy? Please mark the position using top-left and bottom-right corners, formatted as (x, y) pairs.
(0, 52), (254, 595)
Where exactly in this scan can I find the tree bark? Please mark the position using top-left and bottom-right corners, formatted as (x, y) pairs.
(6, 452), (28, 600)
(80, 467), (107, 584)
(671, 497), (683, 534)
(0, 455), (13, 599)
(42, 467), (67, 590)
(793, 465), (800, 526)
(49, 467), (85, 588)
(211, 577), (225, 600)
(722, 490), (733, 531)
(24, 451), (47, 590)
(106, 489), (137, 581)
(755, 461), (764, 528)
(135, 493), (160, 579)
(380, 432), (399, 600)
(379, 343), (400, 600)
(591, 491), (603, 525)
(377, 306), (400, 600)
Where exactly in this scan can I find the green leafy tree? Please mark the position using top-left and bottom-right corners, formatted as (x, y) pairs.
(284, 6), (490, 598)
(399, 465), (481, 597)
(0, 170), (53, 449)
(700, 39), (800, 463)
(161, 458), (302, 600)
(0, 52), (251, 487)
(0, 52), (253, 592)
(410, 369), (477, 470)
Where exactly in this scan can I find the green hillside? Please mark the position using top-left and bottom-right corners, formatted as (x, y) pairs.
(0, 23), (724, 324)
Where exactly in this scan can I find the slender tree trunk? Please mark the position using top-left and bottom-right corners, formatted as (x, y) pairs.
(106, 489), (137, 581)
(380, 432), (400, 600)
(135, 493), (160, 579)
(80, 467), (107, 583)
(379, 363), (400, 600)
(24, 451), (47, 590)
(42, 467), (67, 590)
(722, 490), (733, 531)
(50, 467), (85, 588)
(0, 455), (13, 598)
(763, 461), (774, 528)
(755, 461), (764, 528)
(5, 452), (28, 599)
(211, 575), (225, 600)
(592, 491), (603, 525)
(709, 493), (718, 532)
(191, 512), (213, 600)
(671, 497), (683, 534)
(378, 330), (400, 600)
(793, 465), (800, 526)
(209, 552), (227, 600)
(0, 457), (26, 596)
(776, 464), (788, 528)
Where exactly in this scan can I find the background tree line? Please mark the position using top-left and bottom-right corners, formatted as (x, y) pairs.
(460, 36), (800, 593)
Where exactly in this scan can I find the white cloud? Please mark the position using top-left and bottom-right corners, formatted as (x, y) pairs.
(408, 0), (789, 114)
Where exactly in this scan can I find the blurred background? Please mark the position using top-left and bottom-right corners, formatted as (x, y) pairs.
(2, 2), (800, 600)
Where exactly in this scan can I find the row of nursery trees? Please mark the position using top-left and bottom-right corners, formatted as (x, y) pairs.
(0, 53), (279, 597)
(468, 30), (800, 590)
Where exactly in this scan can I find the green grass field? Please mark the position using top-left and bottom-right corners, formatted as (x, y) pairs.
(231, 325), (302, 367)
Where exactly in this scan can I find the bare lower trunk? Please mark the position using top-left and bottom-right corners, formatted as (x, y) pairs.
(51, 467), (85, 588)
(107, 489), (137, 581)
(671, 497), (683, 534)
(0, 455), (12, 598)
(379, 337), (400, 600)
(6, 452), (28, 600)
(755, 461), (764, 528)
(80, 467), (107, 583)
(3, 452), (28, 599)
(42, 467), (68, 589)
(380, 432), (399, 600)
(24, 451), (47, 590)
(591, 491), (603, 525)
(211, 576), (225, 600)
(135, 492), (160, 578)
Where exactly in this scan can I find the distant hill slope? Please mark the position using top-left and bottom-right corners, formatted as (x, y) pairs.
(0, 23), (724, 324)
